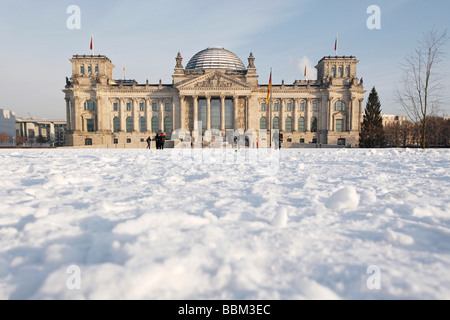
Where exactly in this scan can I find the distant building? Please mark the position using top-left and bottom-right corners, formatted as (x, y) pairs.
(382, 115), (407, 127)
(16, 117), (67, 146)
(0, 109), (16, 144)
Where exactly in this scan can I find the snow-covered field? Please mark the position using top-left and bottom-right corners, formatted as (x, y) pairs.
(0, 148), (449, 300)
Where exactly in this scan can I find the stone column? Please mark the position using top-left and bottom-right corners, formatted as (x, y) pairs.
(160, 99), (164, 132)
(133, 99), (139, 132)
(74, 96), (81, 132)
(119, 99), (126, 132)
(172, 99), (176, 131)
(233, 95), (238, 130)
(193, 95), (199, 131)
(328, 99), (332, 131)
(65, 99), (70, 131)
(179, 95), (185, 130)
(220, 95), (225, 131)
(206, 95), (211, 130)
(146, 98), (151, 133)
(305, 99), (310, 132)
(293, 100), (297, 132)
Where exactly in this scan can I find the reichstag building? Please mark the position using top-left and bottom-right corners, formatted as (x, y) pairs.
(63, 47), (365, 147)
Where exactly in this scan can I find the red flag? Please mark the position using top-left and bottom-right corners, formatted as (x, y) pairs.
(266, 71), (272, 104)
(334, 33), (338, 55)
(90, 36), (93, 50)
(304, 65), (307, 78)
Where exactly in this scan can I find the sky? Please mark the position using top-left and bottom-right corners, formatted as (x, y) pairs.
(0, 0), (449, 119)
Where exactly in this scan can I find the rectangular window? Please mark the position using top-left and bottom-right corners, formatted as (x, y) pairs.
(88, 66), (92, 74)
(312, 103), (318, 111)
(80, 65), (85, 74)
(336, 119), (343, 132)
(127, 103), (131, 111)
(86, 119), (95, 132)
(274, 103), (279, 111)
(113, 103), (118, 111)
(95, 65), (99, 74)
(299, 103), (305, 111)
(152, 103), (158, 111)
(165, 103), (171, 111)
(139, 103), (145, 112)
(287, 103), (292, 111)
(127, 138), (131, 143)
(261, 103), (266, 111)
(113, 138), (118, 144)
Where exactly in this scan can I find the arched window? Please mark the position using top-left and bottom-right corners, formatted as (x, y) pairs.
(126, 117), (133, 132)
(331, 67), (336, 76)
(126, 102), (132, 111)
(84, 100), (96, 111)
(338, 67), (343, 76)
(85, 138), (92, 146)
(311, 117), (317, 133)
(298, 102), (305, 111)
(286, 102), (292, 111)
(312, 102), (318, 111)
(139, 103), (145, 112)
(298, 117), (305, 132)
(273, 117), (280, 130)
(113, 117), (120, 133)
(151, 117), (159, 132)
(260, 117), (267, 130)
(164, 117), (172, 134)
(335, 101), (346, 111)
(273, 102), (279, 111)
(285, 117), (292, 133)
(345, 66), (350, 76)
(139, 117), (146, 133)
(261, 102), (266, 111)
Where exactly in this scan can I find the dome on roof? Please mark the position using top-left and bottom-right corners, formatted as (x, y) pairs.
(185, 47), (246, 71)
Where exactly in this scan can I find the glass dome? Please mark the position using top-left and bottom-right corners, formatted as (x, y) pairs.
(185, 47), (246, 71)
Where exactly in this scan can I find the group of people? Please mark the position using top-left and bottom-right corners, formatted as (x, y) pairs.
(146, 132), (166, 149)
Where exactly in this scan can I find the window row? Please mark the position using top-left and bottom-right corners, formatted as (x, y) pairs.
(80, 65), (99, 75)
(112, 117), (172, 133)
(260, 101), (346, 112)
(259, 117), (346, 133)
(330, 66), (351, 77)
(112, 102), (171, 112)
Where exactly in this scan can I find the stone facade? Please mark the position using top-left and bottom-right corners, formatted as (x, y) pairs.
(63, 48), (365, 148)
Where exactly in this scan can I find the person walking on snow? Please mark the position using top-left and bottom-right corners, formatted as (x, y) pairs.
(146, 136), (152, 149)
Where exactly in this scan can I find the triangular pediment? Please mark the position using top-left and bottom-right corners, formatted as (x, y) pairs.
(176, 71), (251, 90)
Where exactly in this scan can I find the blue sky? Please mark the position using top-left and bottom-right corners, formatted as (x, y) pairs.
(0, 0), (449, 119)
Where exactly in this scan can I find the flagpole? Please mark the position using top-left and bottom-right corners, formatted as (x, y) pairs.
(91, 32), (94, 56)
(269, 68), (272, 149)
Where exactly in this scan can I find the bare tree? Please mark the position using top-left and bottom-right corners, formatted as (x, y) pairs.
(395, 28), (448, 148)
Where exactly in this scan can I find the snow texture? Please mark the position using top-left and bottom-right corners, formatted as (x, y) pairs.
(0, 148), (449, 299)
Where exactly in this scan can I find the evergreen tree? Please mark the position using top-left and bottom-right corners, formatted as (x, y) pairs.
(360, 87), (385, 148)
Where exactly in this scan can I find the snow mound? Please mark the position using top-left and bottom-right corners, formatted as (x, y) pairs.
(385, 228), (414, 246)
(271, 207), (288, 227)
(326, 186), (360, 210)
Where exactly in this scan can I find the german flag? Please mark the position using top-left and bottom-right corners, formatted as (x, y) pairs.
(266, 71), (272, 105)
